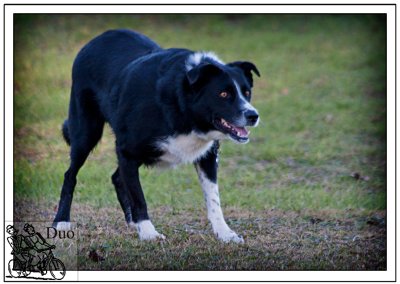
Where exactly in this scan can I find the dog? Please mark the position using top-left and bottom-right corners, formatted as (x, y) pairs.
(53, 29), (260, 243)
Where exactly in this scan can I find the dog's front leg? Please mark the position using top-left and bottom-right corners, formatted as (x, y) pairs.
(194, 143), (244, 244)
(118, 151), (165, 241)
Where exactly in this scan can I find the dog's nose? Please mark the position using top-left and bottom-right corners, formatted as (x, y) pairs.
(245, 110), (259, 125)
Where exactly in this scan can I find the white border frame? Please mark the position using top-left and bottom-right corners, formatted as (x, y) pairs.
(2, 3), (396, 282)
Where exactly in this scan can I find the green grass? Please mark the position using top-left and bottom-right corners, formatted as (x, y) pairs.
(13, 14), (386, 270)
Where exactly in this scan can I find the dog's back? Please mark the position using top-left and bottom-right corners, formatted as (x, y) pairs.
(62, 29), (161, 145)
(72, 29), (161, 92)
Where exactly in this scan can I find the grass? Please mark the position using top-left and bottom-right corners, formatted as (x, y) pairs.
(13, 14), (386, 270)
(16, 200), (385, 270)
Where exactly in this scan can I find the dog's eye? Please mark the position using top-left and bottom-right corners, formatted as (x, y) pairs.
(219, 91), (228, 98)
(245, 91), (251, 97)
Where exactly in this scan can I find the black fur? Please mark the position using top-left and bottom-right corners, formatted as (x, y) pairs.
(53, 29), (260, 229)
(62, 120), (70, 145)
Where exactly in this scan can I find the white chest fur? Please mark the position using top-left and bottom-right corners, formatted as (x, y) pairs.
(155, 132), (215, 168)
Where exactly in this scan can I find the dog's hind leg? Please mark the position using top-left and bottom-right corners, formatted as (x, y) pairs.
(194, 142), (244, 243)
(111, 168), (133, 225)
(53, 88), (105, 230)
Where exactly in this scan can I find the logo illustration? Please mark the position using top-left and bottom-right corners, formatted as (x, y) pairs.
(6, 223), (66, 280)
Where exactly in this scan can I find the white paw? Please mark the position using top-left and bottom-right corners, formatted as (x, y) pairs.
(140, 231), (166, 241)
(56, 221), (71, 231)
(216, 230), (244, 244)
(135, 220), (166, 241)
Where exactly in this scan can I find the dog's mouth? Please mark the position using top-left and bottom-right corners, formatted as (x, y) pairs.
(213, 118), (249, 143)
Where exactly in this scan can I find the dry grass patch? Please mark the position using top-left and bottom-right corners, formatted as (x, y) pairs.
(15, 200), (386, 270)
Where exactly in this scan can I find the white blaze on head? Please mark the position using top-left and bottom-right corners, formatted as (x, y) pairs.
(233, 80), (257, 112)
(233, 80), (259, 127)
(185, 51), (224, 71)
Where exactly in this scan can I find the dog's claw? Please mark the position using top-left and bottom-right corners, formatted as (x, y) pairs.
(235, 235), (245, 244)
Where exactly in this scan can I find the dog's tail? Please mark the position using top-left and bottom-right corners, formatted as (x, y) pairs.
(62, 119), (71, 146)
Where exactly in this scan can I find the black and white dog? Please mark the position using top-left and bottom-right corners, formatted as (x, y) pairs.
(53, 29), (260, 243)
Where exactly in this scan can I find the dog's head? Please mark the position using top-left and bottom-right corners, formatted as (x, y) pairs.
(186, 56), (260, 144)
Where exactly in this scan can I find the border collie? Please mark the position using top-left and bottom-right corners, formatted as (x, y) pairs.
(53, 29), (260, 243)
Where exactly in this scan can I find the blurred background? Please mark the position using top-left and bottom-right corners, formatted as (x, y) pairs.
(13, 15), (386, 270)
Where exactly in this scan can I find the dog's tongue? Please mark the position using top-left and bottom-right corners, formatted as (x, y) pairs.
(232, 125), (249, 137)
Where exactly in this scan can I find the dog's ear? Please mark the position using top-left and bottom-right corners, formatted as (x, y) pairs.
(227, 61), (260, 86)
(186, 63), (223, 88)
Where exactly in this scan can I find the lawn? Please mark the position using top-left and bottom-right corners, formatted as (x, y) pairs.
(13, 14), (386, 270)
